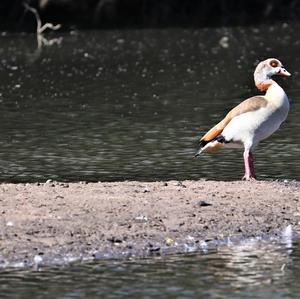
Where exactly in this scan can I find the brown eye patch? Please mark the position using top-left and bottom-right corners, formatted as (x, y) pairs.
(270, 60), (279, 68)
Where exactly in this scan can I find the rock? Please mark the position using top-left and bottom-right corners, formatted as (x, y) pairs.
(198, 200), (212, 207)
(107, 237), (123, 244)
(175, 181), (187, 188)
(165, 237), (174, 246)
(148, 244), (161, 253)
(135, 215), (148, 223)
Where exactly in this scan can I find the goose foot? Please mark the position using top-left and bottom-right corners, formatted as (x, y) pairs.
(242, 174), (257, 181)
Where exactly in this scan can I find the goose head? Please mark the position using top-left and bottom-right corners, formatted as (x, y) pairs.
(254, 58), (291, 91)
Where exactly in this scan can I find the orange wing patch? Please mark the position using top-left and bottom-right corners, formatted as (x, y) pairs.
(200, 96), (267, 142)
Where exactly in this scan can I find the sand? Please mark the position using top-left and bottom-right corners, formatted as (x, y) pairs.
(0, 180), (299, 267)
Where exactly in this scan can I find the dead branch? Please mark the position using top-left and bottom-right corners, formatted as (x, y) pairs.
(39, 23), (61, 34)
(23, 2), (42, 33)
(23, 2), (61, 48)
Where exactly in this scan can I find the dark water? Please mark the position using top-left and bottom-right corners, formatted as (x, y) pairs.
(0, 24), (299, 182)
(0, 233), (300, 299)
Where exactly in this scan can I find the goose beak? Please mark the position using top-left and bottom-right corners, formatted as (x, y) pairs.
(277, 67), (291, 77)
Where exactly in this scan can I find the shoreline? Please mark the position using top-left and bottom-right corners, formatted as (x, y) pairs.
(0, 180), (299, 268)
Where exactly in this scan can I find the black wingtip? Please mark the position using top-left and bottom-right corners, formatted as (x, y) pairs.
(194, 139), (207, 157)
(198, 139), (208, 147)
(195, 134), (228, 157)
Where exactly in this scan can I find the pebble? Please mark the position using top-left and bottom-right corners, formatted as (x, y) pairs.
(135, 215), (148, 222)
(198, 200), (212, 207)
(175, 181), (187, 188)
(148, 245), (161, 253)
(165, 237), (174, 246)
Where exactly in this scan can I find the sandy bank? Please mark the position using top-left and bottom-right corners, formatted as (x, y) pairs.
(0, 180), (299, 267)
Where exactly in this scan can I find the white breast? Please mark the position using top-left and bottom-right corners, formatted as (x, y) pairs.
(222, 83), (289, 149)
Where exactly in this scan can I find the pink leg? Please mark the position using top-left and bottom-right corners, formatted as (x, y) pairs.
(242, 149), (257, 181)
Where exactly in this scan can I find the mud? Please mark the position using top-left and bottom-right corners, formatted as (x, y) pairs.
(0, 180), (299, 267)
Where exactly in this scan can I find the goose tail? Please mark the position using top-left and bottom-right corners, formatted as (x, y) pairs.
(194, 135), (225, 157)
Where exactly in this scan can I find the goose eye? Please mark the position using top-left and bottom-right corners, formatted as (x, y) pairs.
(270, 60), (279, 68)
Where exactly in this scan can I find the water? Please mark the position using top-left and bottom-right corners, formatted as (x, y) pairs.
(0, 24), (299, 182)
(0, 25), (300, 297)
(0, 236), (299, 299)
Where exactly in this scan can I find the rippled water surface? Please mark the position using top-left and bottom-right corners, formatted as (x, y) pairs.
(0, 237), (300, 299)
(0, 24), (299, 182)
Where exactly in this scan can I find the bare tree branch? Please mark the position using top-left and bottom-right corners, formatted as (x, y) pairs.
(23, 1), (62, 48)
(23, 2), (42, 33)
(39, 23), (61, 34)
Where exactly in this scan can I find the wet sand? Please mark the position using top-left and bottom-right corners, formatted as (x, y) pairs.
(0, 180), (299, 267)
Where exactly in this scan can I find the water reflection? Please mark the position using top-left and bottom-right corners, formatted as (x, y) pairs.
(0, 237), (300, 299)
(219, 241), (288, 288)
(0, 24), (299, 182)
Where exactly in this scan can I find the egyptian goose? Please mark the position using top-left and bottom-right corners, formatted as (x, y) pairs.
(195, 58), (291, 180)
